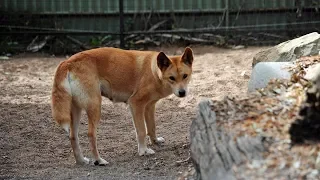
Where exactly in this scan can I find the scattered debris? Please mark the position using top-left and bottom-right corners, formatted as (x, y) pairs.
(289, 56), (320, 144)
(231, 45), (245, 50)
(0, 56), (9, 60)
(134, 37), (160, 46)
(27, 35), (53, 52)
(176, 156), (191, 166)
(185, 54), (320, 179)
(66, 35), (89, 50)
(148, 20), (168, 32)
(241, 70), (250, 79)
(177, 165), (196, 180)
(142, 158), (163, 171)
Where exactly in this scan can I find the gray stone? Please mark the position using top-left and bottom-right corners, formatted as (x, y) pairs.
(305, 63), (320, 81)
(252, 32), (320, 67)
(305, 63), (320, 89)
(247, 62), (293, 93)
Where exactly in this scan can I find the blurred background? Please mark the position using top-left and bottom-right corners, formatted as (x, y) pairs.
(0, 0), (319, 55)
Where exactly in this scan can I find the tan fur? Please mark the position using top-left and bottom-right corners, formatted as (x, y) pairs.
(51, 47), (194, 165)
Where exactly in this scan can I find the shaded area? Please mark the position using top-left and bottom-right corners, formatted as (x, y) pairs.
(289, 82), (320, 144)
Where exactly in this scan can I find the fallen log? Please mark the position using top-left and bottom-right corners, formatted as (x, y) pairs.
(190, 99), (266, 180)
(184, 56), (320, 180)
(289, 62), (320, 144)
(66, 35), (89, 50)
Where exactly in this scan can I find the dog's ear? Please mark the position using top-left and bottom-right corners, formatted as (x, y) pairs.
(181, 47), (193, 66)
(157, 52), (171, 71)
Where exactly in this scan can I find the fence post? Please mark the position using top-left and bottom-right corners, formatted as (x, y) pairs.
(119, 0), (125, 49)
(225, 0), (229, 31)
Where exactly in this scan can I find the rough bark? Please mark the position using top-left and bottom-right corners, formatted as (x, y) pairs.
(289, 63), (320, 144)
(190, 99), (266, 180)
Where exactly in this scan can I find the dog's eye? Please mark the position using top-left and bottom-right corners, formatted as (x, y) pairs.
(183, 74), (188, 79)
(169, 76), (175, 81)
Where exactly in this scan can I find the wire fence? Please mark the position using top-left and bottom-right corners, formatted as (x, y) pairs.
(0, 0), (319, 54)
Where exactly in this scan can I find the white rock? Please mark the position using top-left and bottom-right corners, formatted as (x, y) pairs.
(247, 62), (293, 92)
(252, 32), (320, 66)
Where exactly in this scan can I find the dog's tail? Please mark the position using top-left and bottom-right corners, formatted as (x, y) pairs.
(51, 61), (72, 133)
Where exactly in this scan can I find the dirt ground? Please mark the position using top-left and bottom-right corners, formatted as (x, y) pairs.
(0, 45), (268, 180)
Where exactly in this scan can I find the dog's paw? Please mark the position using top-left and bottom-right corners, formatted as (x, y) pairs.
(94, 158), (109, 166)
(76, 157), (90, 165)
(138, 147), (155, 156)
(155, 137), (165, 144)
(150, 137), (165, 145)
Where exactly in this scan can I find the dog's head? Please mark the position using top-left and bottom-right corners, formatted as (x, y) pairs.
(157, 47), (194, 98)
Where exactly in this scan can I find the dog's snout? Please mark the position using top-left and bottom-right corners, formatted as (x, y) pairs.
(178, 89), (186, 97)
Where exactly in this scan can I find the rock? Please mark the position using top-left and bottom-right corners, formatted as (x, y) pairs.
(247, 62), (293, 93)
(252, 32), (320, 67)
(0, 56), (9, 60)
(241, 70), (250, 79)
(315, 152), (320, 170)
(305, 63), (320, 84)
(231, 45), (245, 50)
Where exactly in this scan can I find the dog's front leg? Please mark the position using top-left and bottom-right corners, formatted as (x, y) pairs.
(128, 98), (155, 156)
(145, 101), (165, 145)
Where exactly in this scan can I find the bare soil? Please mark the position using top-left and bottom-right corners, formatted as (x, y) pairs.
(0, 45), (268, 180)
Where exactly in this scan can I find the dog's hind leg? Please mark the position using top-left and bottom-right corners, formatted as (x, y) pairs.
(70, 105), (90, 165)
(86, 96), (109, 166)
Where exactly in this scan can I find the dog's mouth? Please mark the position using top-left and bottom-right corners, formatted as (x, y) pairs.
(177, 94), (186, 98)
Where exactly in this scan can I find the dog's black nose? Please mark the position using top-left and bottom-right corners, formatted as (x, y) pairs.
(178, 89), (186, 97)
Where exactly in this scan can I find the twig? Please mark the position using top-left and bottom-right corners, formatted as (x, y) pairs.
(232, 0), (245, 26)
(176, 156), (191, 164)
(66, 36), (89, 50)
(144, 9), (153, 31)
(170, 11), (176, 29)
(259, 32), (287, 39)
(216, 9), (227, 29)
(148, 20), (168, 32)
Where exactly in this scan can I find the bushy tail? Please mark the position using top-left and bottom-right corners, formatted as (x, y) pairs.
(51, 61), (72, 133)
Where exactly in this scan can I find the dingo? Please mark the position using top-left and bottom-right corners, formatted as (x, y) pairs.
(51, 47), (194, 165)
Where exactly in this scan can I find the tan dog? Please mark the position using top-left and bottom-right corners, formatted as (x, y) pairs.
(51, 47), (194, 165)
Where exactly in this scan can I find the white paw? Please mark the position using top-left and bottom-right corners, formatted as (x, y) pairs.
(76, 157), (90, 165)
(155, 137), (165, 143)
(138, 147), (155, 156)
(83, 157), (90, 164)
(94, 158), (109, 166)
